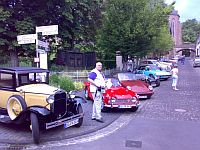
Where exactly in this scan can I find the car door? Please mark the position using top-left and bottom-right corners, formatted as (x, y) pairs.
(0, 72), (17, 108)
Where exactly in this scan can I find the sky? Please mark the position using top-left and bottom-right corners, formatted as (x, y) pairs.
(165, 0), (200, 22)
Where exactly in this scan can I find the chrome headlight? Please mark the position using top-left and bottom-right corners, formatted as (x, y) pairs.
(127, 86), (131, 90)
(148, 85), (153, 91)
(46, 94), (55, 104)
(111, 97), (116, 103)
(131, 97), (137, 102)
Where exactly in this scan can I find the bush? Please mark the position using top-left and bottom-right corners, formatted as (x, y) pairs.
(74, 82), (84, 91)
(49, 74), (60, 86)
(59, 76), (75, 92)
(49, 74), (75, 92)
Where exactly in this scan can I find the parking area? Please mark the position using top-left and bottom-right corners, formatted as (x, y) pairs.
(0, 58), (200, 149)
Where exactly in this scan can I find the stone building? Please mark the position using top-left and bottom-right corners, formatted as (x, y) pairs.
(195, 35), (200, 56)
(168, 9), (182, 56)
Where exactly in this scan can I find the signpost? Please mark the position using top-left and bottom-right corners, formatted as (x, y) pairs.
(36, 25), (58, 35)
(17, 25), (58, 69)
(35, 25), (58, 69)
(17, 34), (36, 44)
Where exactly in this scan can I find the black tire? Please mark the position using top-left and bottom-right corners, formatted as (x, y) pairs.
(101, 103), (108, 112)
(147, 96), (151, 99)
(75, 105), (83, 127)
(156, 79), (160, 87)
(7, 95), (27, 120)
(131, 107), (138, 112)
(30, 113), (40, 144)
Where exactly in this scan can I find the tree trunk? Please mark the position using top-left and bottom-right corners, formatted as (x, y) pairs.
(10, 50), (19, 67)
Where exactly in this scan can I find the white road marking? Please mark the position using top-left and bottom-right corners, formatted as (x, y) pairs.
(26, 112), (134, 149)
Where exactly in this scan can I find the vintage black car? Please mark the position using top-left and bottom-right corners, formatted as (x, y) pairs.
(0, 67), (84, 144)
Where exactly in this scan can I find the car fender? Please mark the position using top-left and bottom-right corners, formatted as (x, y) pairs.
(74, 96), (87, 104)
(29, 106), (50, 116)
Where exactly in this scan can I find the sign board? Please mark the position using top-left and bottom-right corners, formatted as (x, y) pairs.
(37, 40), (49, 52)
(38, 40), (49, 48)
(36, 25), (58, 35)
(36, 48), (46, 54)
(17, 34), (36, 44)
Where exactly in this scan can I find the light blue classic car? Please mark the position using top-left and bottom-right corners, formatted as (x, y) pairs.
(137, 65), (171, 80)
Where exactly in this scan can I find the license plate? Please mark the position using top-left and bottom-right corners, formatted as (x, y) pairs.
(139, 95), (147, 98)
(119, 105), (132, 108)
(64, 119), (79, 129)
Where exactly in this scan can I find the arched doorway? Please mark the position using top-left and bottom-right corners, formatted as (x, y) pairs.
(182, 49), (190, 57)
(176, 49), (195, 57)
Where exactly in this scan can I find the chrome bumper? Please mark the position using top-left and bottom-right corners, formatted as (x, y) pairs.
(46, 113), (84, 130)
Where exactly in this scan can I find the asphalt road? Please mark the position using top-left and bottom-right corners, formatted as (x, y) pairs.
(1, 58), (200, 150)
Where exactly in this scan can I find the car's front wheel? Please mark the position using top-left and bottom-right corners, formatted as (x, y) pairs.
(7, 95), (27, 120)
(75, 104), (83, 127)
(131, 106), (138, 112)
(30, 113), (40, 144)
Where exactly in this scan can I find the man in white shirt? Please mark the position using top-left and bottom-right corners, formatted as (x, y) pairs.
(88, 62), (105, 123)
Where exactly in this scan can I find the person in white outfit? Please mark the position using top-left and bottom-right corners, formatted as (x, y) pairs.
(170, 64), (179, 90)
(88, 62), (105, 123)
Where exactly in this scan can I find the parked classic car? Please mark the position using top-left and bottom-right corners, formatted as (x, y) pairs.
(193, 57), (200, 67)
(138, 65), (171, 80)
(134, 70), (160, 87)
(84, 78), (139, 111)
(140, 59), (171, 71)
(115, 72), (154, 99)
(0, 67), (84, 144)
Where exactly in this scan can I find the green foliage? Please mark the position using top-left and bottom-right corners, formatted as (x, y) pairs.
(102, 60), (116, 69)
(59, 76), (75, 92)
(182, 19), (200, 43)
(49, 74), (60, 86)
(96, 0), (173, 61)
(73, 82), (84, 91)
(49, 74), (75, 92)
(0, 0), (103, 66)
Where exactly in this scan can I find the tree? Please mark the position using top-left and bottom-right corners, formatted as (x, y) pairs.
(182, 19), (200, 43)
(96, 0), (173, 63)
(0, 0), (103, 66)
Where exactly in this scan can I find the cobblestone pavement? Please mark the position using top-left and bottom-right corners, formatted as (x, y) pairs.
(133, 58), (200, 122)
(0, 58), (199, 149)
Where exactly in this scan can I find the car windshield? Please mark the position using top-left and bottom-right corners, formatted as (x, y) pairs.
(18, 72), (49, 86)
(105, 78), (121, 88)
(148, 65), (160, 71)
(118, 73), (137, 81)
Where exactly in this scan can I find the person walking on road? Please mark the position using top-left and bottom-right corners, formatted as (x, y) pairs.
(170, 64), (179, 90)
(88, 62), (105, 123)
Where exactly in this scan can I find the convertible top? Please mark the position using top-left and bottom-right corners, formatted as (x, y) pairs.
(0, 67), (49, 74)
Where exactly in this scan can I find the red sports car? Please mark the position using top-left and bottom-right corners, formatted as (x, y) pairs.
(116, 72), (154, 99)
(84, 78), (140, 111)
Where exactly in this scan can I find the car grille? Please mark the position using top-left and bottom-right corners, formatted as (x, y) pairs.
(51, 91), (67, 117)
(115, 99), (132, 103)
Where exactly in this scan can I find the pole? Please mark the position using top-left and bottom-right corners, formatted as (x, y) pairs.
(36, 32), (39, 68)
